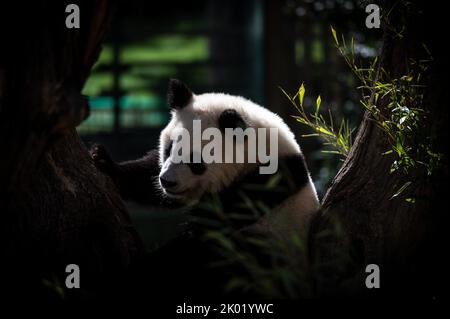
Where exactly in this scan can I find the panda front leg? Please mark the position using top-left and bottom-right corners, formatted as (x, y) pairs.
(90, 144), (118, 176)
(90, 144), (166, 206)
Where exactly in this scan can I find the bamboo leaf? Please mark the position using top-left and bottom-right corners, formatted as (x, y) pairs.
(316, 95), (321, 114)
(390, 181), (412, 200)
(331, 26), (338, 45)
(301, 133), (320, 137)
(298, 83), (305, 107)
(279, 87), (292, 102)
(295, 117), (308, 124)
(316, 126), (334, 136)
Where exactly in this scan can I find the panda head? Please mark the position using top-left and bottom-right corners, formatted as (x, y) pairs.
(158, 79), (301, 204)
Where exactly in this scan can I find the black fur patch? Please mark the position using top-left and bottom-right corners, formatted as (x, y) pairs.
(218, 109), (247, 131)
(164, 140), (173, 161)
(278, 153), (310, 191)
(115, 149), (164, 205)
(225, 153), (309, 207)
(92, 146), (172, 206)
(188, 151), (207, 175)
(193, 153), (310, 229)
(167, 79), (193, 109)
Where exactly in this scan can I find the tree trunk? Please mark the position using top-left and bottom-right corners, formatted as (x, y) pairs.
(0, 1), (143, 298)
(310, 1), (447, 297)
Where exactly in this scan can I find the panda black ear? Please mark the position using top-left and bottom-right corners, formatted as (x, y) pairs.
(167, 79), (193, 110)
(218, 109), (247, 131)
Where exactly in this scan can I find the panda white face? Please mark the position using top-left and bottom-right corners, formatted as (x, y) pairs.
(158, 90), (248, 203)
(158, 79), (301, 204)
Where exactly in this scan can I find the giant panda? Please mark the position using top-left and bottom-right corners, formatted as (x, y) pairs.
(91, 79), (320, 298)
(91, 79), (320, 238)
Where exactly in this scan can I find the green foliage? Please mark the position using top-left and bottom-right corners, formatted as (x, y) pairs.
(284, 26), (443, 200)
(42, 274), (66, 299)
(330, 26), (443, 200)
(198, 214), (315, 297)
(204, 229), (314, 298)
(191, 167), (318, 298)
(197, 193), (351, 298)
(281, 84), (353, 159)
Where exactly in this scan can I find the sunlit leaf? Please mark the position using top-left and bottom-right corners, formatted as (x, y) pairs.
(316, 95), (321, 114)
(390, 181), (412, 200)
(279, 87), (292, 102)
(301, 133), (320, 137)
(298, 83), (305, 107)
(331, 26), (338, 45)
(316, 126), (334, 136)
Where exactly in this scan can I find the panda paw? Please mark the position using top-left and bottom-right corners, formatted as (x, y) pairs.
(90, 144), (117, 174)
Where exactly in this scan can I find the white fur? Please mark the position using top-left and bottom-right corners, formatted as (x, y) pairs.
(158, 92), (320, 232)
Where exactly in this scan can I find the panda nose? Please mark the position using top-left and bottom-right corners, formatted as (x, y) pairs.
(160, 177), (177, 189)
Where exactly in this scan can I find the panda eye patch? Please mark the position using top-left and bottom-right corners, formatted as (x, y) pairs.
(218, 109), (247, 131)
(164, 141), (173, 160)
(187, 162), (207, 175)
(188, 152), (207, 175)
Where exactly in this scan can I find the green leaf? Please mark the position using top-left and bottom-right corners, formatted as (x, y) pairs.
(298, 83), (305, 107)
(295, 117), (308, 124)
(390, 181), (412, 200)
(374, 92), (379, 105)
(331, 26), (338, 45)
(225, 278), (246, 292)
(301, 133), (320, 137)
(279, 87), (292, 102)
(316, 95), (321, 114)
(316, 126), (334, 136)
(351, 37), (355, 58)
(266, 172), (282, 188)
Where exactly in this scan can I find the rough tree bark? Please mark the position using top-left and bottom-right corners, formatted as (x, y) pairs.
(310, 1), (448, 297)
(0, 1), (143, 298)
